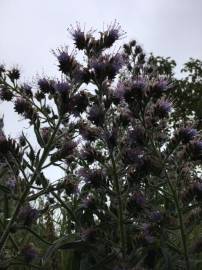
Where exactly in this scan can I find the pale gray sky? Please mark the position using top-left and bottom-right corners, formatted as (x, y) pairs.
(0, 0), (202, 180)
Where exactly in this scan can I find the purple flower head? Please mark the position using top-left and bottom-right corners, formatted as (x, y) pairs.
(54, 81), (70, 94)
(19, 205), (39, 226)
(103, 21), (124, 48)
(108, 53), (124, 79)
(69, 24), (93, 50)
(0, 134), (9, 155)
(88, 105), (105, 126)
(90, 53), (124, 81)
(0, 86), (13, 101)
(6, 179), (16, 191)
(127, 192), (145, 212)
(122, 148), (144, 165)
(79, 168), (104, 188)
(21, 83), (33, 97)
(60, 140), (77, 159)
(188, 141), (202, 160)
(150, 211), (163, 223)
(152, 79), (169, 96)
(79, 144), (97, 164)
(38, 78), (55, 94)
(8, 68), (20, 81)
(79, 122), (99, 142)
(128, 127), (146, 146)
(21, 244), (37, 263)
(113, 82), (126, 102)
(62, 178), (78, 195)
(14, 98), (29, 114)
(178, 127), (197, 143)
(154, 99), (172, 118)
(124, 78), (147, 102)
(70, 91), (89, 116)
(56, 50), (78, 74)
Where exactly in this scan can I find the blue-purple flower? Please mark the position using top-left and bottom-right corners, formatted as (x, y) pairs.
(88, 105), (105, 126)
(38, 78), (55, 94)
(102, 22), (124, 48)
(55, 49), (78, 75)
(154, 99), (172, 118)
(178, 127), (197, 143)
(19, 205), (39, 226)
(0, 86), (13, 101)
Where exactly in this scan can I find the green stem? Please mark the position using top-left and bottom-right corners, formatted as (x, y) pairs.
(110, 153), (126, 258)
(165, 172), (190, 270)
(0, 118), (62, 253)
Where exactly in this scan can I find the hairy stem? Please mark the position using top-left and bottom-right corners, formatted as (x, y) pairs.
(110, 153), (126, 258)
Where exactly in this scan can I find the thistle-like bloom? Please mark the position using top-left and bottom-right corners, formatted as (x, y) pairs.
(102, 22), (124, 48)
(79, 122), (99, 142)
(150, 211), (163, 223)
(21, 244), (37, 263)
(90, 53), (124, 81)
(79, 168), (105, 188)
(38, 78), (55, 94)
(178, 127), (197, 143)
(69, 24), (89, 50)
(6, 179), (16, 191)
(14, 98), (29, 114)
(70, 91), (89, 116)
(151, 79), (169, 96)
(188, 141), (202, 160)
(128, 127), (146, 146)
(0, 86), (13, 101)
(154, 99), (172, 118)
(88, 105), (105, 126)
(79, 143), (99, 164)
(127, 192), (145, 212)
(21, 83), (33, 97)
(56, 49), (78, 75)
(122, 148), (144, 165)
(8, 68), (20, 81)
(61, 178), (78, 195)
(124, 79), (147, 102)
(54, 81), (70, 94)
(19, 205), (39, 226)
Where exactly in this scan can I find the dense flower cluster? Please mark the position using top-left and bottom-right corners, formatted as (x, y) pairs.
(0, 23), (201, 270)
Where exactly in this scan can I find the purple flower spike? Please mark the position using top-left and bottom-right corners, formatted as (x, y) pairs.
(154, 99), (172, 118)
(19, 205), (39, 226)
(178, 127), (197, 143)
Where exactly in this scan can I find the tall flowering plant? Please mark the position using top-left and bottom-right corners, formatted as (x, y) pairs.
(0, 23), (201, 270)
